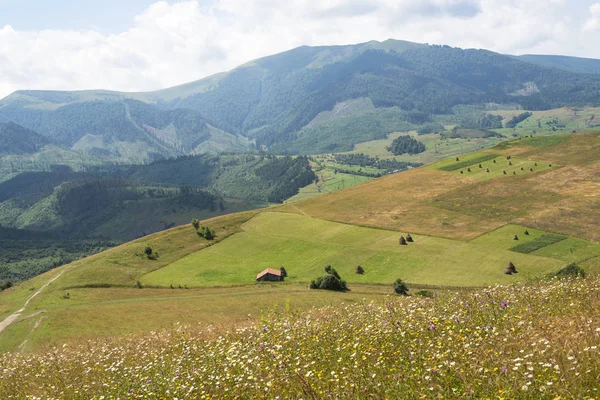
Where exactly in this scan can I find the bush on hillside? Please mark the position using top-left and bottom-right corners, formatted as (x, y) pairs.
(555, 263), (586, 279)
(310, 266), (348, 291)
(0, 280), (13, 291)
(197, 226), (216, 240)
(393, 278), (409, 296)
(144, 246), (154, 259)
(355, 265), (365, 275)
(191, 218), (200, 229)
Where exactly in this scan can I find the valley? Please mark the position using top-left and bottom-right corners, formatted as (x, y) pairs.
(1, 37), (600, 398)
(1, 132), (599, 355)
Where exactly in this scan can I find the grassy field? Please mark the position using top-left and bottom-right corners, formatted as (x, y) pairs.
(2, 131), (600, 355)
(3, 276), (599, 399)
(279, 132), (600, 242)
(0, 283), (392, 352)
(288, 170), (372, 202)
(351, 131), (504, 163)
(141, 212), (565, 288)
(470, 224), (600, 262)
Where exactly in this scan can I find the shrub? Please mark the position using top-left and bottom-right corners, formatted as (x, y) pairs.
(279, 266), (288, 278)
(399, 236), (407, 245)
(0, 280), (13, 291)
(197, 226), (216, 240)
(324, 265), (341, 280)
(555, 263), (586, 279)
(310, 266), (348, 292)
(144, 246), (153, 258)
(355, 266), (365, 275)
(393, 278), (409, 296)
(191, 218), (200, 229)
(406, 234), (414, 243)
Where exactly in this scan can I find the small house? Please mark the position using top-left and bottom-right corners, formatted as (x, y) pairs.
(256, 268), (284, 282)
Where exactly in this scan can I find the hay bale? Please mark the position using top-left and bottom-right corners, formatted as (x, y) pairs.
(456, 157), (459, 161)
(509, 161), (513, 166)
(406, 233), (414, 243)
(399, 236), (407, 245)
(514, 234), (519, 240)
(355, 265), (365, 275)
(460, 170), (464, 174)
(479, 163), (483, 168)
(467, 167), (472, 172)
(504, 268), (513, 275)
(493, 159), (497, 163)
(524, 230), (530, 235)
(503, 170), (507, 175)
(529, 167), (534, 172)
(507, 261), (518, 274)
(513, 171), (516, 175)
(534, 162), (538, 166)
(486, 168), (490, 172)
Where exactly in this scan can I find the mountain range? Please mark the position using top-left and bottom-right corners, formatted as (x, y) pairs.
(2, 39), (600, 162)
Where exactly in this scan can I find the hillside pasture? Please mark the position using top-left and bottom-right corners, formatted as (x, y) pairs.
(471, 224), (600, 263)
(280, 132), (600, 242)
(141, 212), (564, 288)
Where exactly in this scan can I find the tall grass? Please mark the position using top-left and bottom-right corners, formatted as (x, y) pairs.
(1, 277), (599, 399)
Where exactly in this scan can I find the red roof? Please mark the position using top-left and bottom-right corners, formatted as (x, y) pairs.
(256, 268), (282, 280)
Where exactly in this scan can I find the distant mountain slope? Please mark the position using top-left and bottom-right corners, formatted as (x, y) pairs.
(0, 122), (49, 155)
(2, 39), (600, 157)
(516, 54), (600, 74)
(0, 98), (251, 162)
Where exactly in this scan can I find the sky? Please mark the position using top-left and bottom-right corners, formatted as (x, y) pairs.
(1, 0), (600, 98)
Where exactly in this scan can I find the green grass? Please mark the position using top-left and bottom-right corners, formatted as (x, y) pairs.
(287, 169), (372, 202)
(509, 233), (568, 254)
(141, 212), (564, 288)
(470, 224), (548, 249)
(531, 238), (600, 262)
(514, 135), (570, 147)
(3, 277), (600, 398)
(0, 283), (392, 352)
(430, 152), (499, 171)
(471, 225), (600, 263)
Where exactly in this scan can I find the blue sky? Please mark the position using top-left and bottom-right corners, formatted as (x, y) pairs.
(1, 0), (600, 97)
(0, 0), (157, 32)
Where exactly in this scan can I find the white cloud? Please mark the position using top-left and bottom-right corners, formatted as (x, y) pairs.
(584, 2), (600, 31)
(0, 0), (598, 99)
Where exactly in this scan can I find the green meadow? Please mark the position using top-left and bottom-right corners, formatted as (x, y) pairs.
(429, 152), (554, 180)
(141, 212), (566, 288)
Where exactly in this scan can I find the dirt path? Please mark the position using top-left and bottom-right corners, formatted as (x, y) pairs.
(0, 269), (67, 334)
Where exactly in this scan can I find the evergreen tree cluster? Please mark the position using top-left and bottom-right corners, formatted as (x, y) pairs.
(505, 112), (533, 128)
(386, 135), (426, 156)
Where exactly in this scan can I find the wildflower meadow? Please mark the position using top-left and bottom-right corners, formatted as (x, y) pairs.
(1, 276), (599, 399)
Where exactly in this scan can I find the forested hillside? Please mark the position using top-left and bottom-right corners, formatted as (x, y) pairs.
(2, 40), (600, 158)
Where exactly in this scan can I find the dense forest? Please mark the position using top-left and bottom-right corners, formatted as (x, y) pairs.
(386, 135), (427, 155)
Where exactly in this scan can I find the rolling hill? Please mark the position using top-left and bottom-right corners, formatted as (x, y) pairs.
(517, 54), (600, 74)
(1, 131), (599, 354)
(2, 40), (600, 159)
